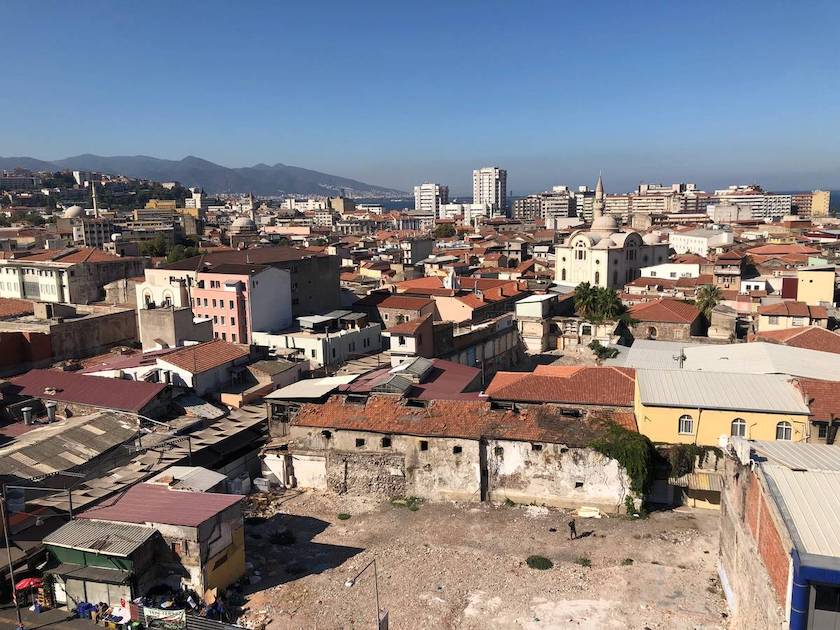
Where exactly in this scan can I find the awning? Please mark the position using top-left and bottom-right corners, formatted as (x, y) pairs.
(668, 471), (722, 492)
(15, 577), (42, 590)
(44, 562), (132, 585)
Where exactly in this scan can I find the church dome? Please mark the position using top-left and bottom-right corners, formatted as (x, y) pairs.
(63, 205), (84, 218)
(231, 217), (256, 229)
(642, 232), (661, 245)
(591, 214), (618, 234)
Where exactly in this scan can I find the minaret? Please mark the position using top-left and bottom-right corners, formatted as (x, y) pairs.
(249, 192), (256, 223)
(91, 182), (99, 218)
(593, 173), (604, 220)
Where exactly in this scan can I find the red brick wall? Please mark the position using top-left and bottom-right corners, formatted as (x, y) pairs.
(757, 493), (790, 605)
(743, 470), (789, 606)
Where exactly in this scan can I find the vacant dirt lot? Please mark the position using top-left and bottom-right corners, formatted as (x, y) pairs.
(238, 491), (728, 629)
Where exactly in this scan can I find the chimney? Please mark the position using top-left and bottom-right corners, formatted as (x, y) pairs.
(21, 407), (33, 425)
(45, 401), (57, 423)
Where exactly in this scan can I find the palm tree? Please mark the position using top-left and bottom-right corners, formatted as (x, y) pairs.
(574, 282), (598, 320)
(695, 284), (723, 319)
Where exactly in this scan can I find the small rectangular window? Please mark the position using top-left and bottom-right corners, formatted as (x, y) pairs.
(818, 424), (828, 439)
(452, 445), (462, 454)
(419, 440), (429, 451)
(381, 437), (392, 448)
(355, 438), (365, 448)
(531, 443), (543, 452)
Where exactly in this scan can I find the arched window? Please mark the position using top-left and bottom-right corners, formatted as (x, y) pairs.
(647, 326), (658, 340)
(594, 271), (600, 285)
(731, 418), (747, 438)
(776, 421), (792, 441)
(678, 414), (693, 435)
(561, 268), (566, 281)
(575, 241), (587, 260)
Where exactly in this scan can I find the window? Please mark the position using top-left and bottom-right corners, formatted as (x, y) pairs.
(731, 418), (746, 438)
(594, 271), (600, 285)
(494, 446), (504, 456)
(678, 414), (694, 434)
(229, 300), (234, 309)
(776, 421), (792, 441)
(531, 443), (543, 452)
(768, 316), (779, 325)
(383, 313), (389, 321)
(212, 299), (217, 307)
(355, 438), (366, 448)
(419, 440), (429, 451)
(398, 336), (406, 346)
(230, 317), (235, 326)
(311, 349), (316, 358)
(220, 316), (225, 325)
(231, 334), (236, 342)
(213, 316), (218, 324)
(381, 437), (392, 448)
(818, 424), (828, 439)
(561, 269), (566, 281)
(452, 445), (462, 454)
(221, 332), (226, 340)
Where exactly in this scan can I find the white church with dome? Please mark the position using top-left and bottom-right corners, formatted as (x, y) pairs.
(555, 176), (669, 289)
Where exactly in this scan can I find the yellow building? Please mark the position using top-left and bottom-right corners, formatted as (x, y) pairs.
(634, 369), (810, 447)
(797, 265), (836, 306)
(145, 199), (179, 210)
(812, 190), (831, 218)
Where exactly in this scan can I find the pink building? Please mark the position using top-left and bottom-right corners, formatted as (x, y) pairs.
(190, 263), (291, 343)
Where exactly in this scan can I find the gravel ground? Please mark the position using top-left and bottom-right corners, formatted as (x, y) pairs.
(237, 490), (728, 630)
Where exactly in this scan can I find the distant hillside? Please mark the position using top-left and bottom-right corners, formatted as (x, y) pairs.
(0, 154), (405, 198)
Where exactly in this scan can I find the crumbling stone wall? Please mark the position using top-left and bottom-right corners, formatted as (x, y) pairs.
(718, 456), (788, 629)
(486, 440), (630, 513)
(326, 451), (407, 498)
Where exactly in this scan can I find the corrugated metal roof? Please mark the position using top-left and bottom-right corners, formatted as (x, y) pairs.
(751, 440), (840, 472)
(607, 341), (840, 380)
(147, 466), (227, 492)
(45, 562), (133, 584)
(637, 369), (810, 414)
(668, 471), (722, 491)
(764, 464), (840, 557)
(44, 518), (156, 557)
(264, 375), (358, 400)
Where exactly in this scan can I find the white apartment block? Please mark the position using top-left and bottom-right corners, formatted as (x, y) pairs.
(670, 229), (734, 257)
(472, 167), (507, 215)
(640, 262), (701, 279)
(414, 182), (449, 217)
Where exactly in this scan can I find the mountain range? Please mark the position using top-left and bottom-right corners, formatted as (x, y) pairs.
(0, 154), (406, 198)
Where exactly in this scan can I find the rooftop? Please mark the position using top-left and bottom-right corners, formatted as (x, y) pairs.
(757, 301), (827, 319)
(158, 340), (250, 373)
(636, 369), (809, 414)
(293, 396), (636, 445)
(78, 483), (243, 528)
(485, 366), (635, 407)
(752, 326), (840, 354)
(629, 299), (700, 324)
(44, 519), (157, 557)
(8, 369), (166, 413)
(159, 246), (327, 272)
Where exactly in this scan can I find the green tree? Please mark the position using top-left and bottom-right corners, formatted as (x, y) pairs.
(433, 223), (456, 238)
(695, 284), (723, 319)
(574, 283), (628, 324)
(139, 234), (170, 258)
(166, 244), (200, 264)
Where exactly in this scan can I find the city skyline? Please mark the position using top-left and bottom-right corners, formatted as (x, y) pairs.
(2, 1), (839, 193)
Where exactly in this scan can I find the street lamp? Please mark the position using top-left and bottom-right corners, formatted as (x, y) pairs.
(344, 558), (387, 629)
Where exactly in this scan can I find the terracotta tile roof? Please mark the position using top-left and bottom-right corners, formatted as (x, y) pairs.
(796, 378), (840, 422)
(675, 274), (714, 288)
(629, 299), (701, 324)
(456, 293), (486, 309)
(671, 254), (710, 264)
(159, 246), (326, 271)
(78, 483), (242, 527)
(747, 244), (820, 256)
(385, 314), (432, 335)
(293, 396), (636, 445)
(395, 276), (446, 291)
(15, 248), (126, 263)
(485, 366), (635, 406)
(158, 340), (250, 373)
(0, 298), (34, 319)
(757, 301), (827, 319)
(377, 295), (435, 311)
(9, 369), (165, 413)
(752, 326), (840, 354)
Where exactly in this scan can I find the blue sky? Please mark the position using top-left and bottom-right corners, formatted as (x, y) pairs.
(1, 0), (839, 194)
